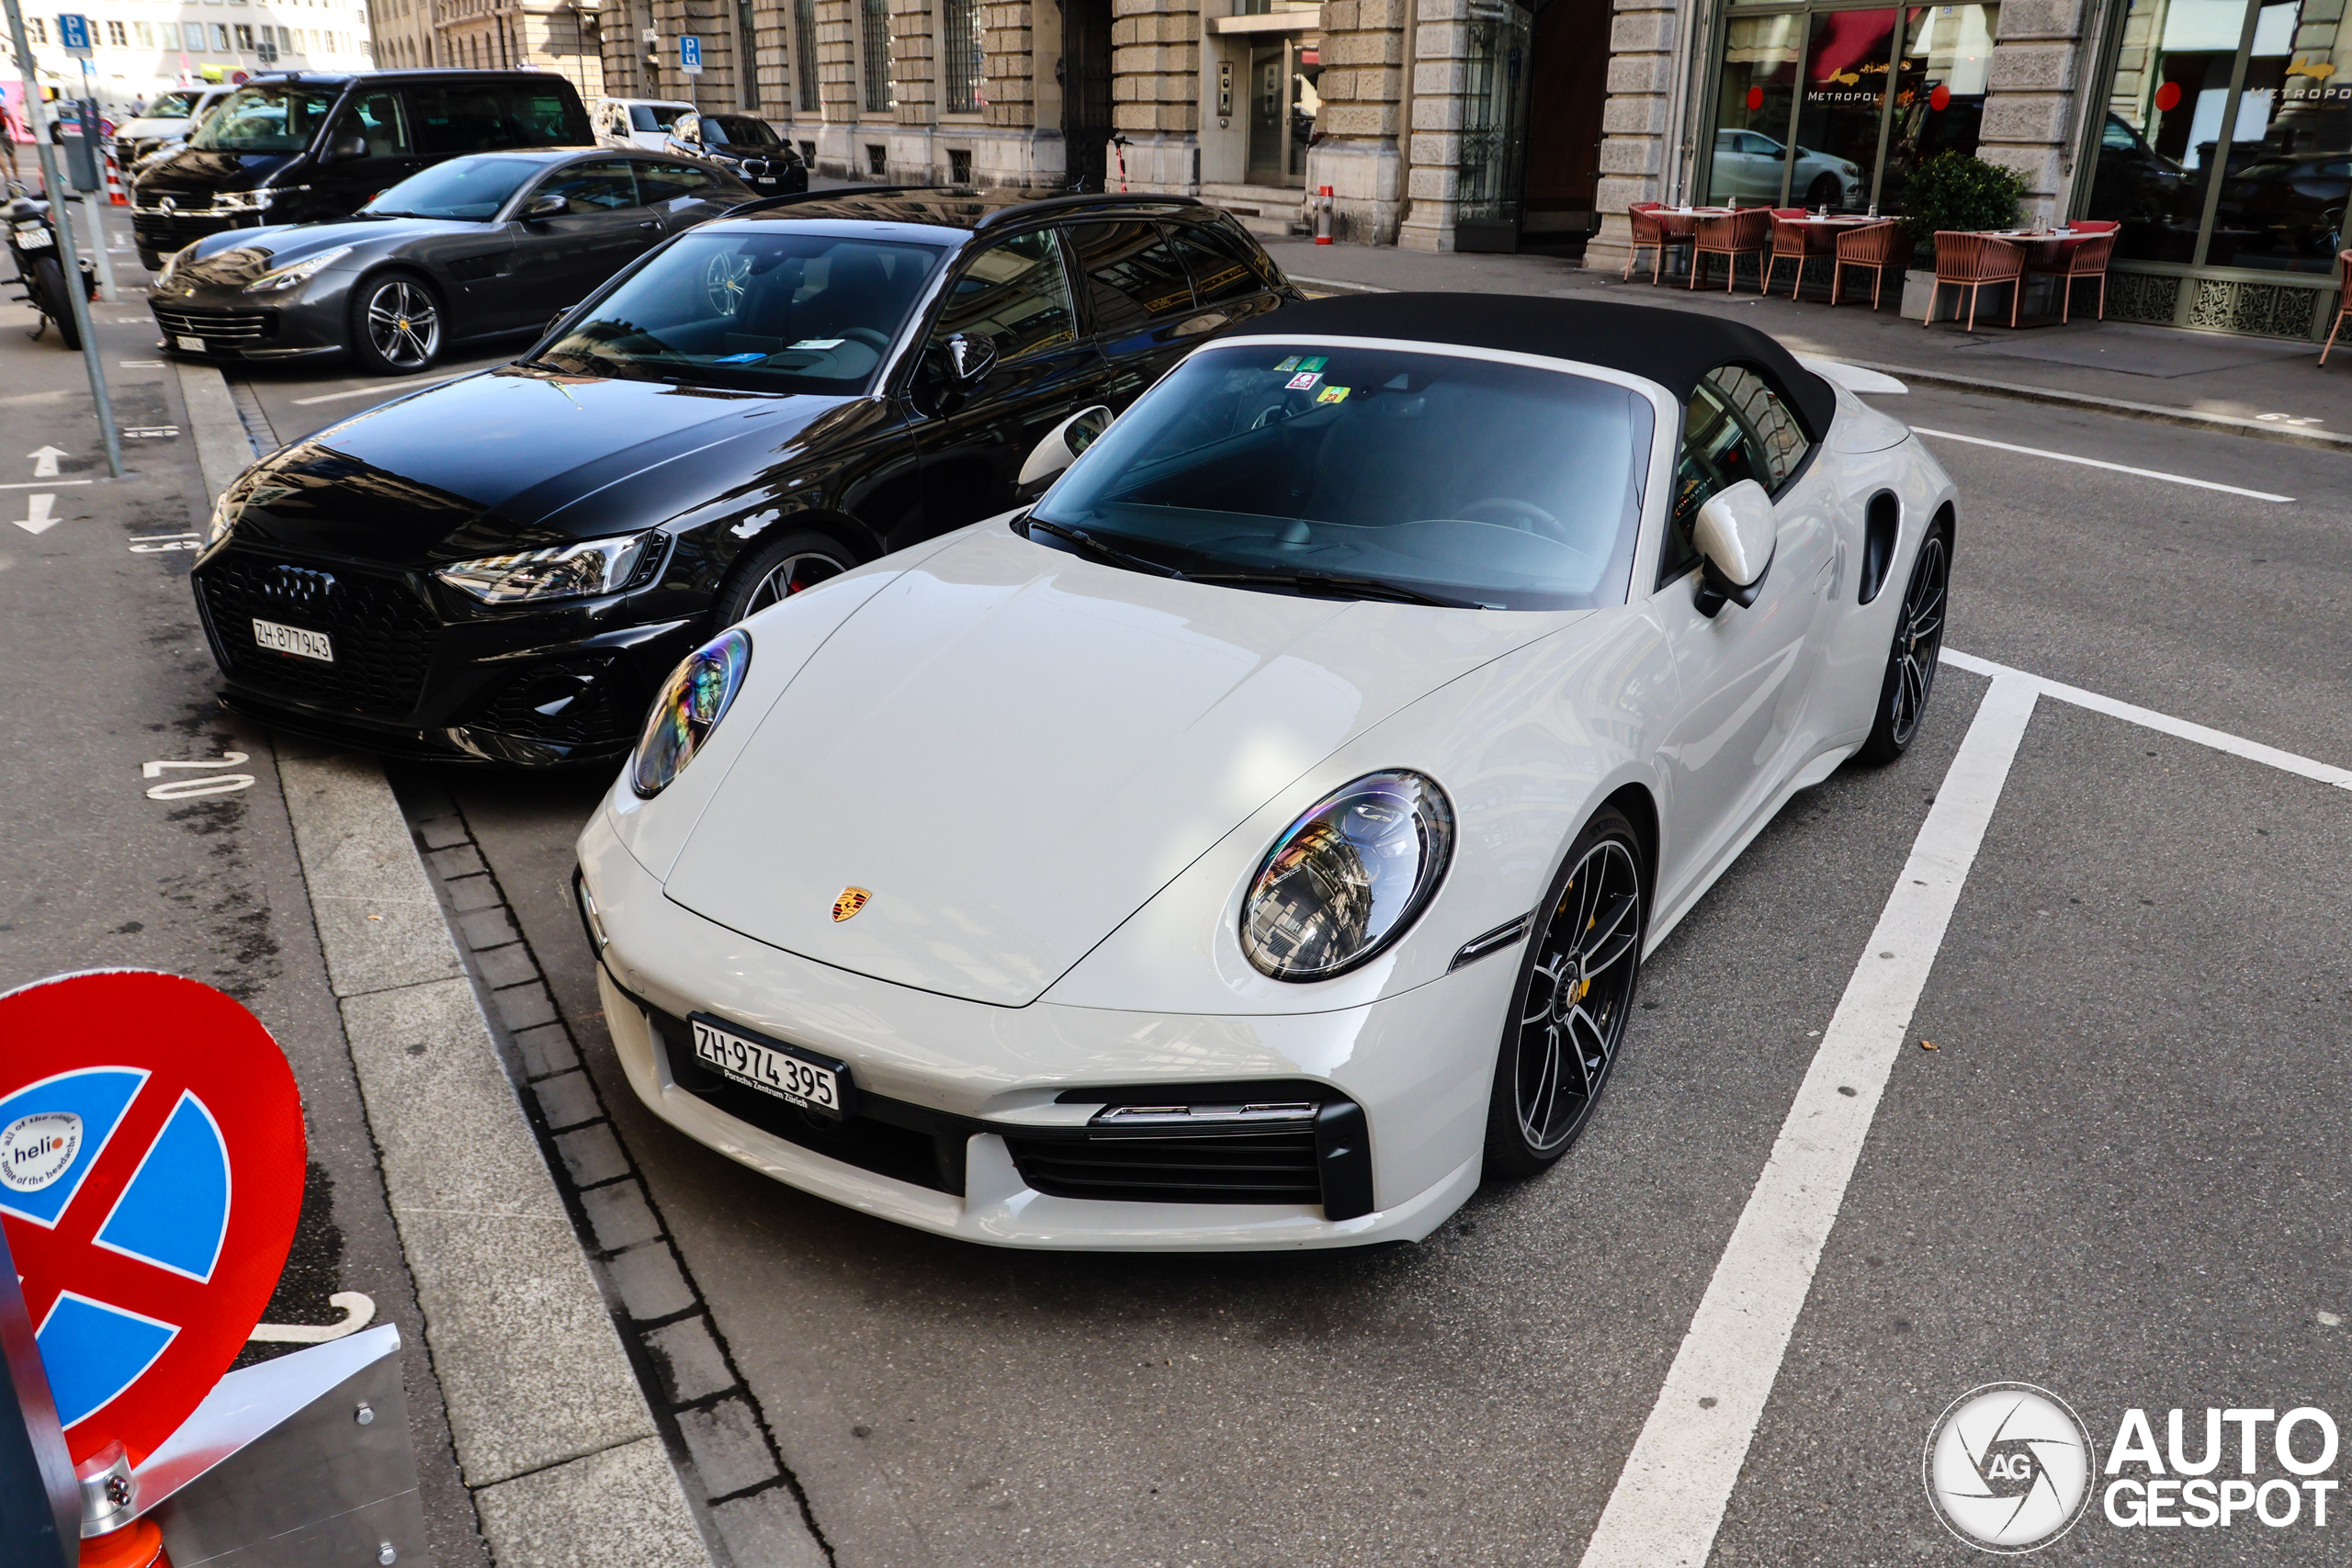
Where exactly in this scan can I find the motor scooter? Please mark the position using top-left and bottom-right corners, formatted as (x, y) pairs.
(6, 192), (99, 350)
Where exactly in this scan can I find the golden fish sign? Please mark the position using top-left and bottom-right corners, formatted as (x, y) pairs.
(832, 887), (871, 922)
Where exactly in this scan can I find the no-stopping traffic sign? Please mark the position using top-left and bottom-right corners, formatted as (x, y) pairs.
(0, 972), (305, 1466)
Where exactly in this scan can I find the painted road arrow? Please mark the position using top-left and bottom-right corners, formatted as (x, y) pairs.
(27, 445), (68, 478)
(15, 494), (60, 535)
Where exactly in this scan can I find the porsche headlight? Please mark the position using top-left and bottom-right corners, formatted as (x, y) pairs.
(631, 628), (751, 798)
(155, 243), (196, 286)
(435, 533), (657, 604)
(242, 243), (353, 294)
(1241, 771), (1453, 982)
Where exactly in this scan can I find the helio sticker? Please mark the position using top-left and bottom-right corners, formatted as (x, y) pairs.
(2, 1111), (83, 1193)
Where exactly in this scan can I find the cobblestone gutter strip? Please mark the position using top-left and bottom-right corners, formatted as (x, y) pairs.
(1285, 274), (2352, 454)
(398, 775), (834, 1568)
(181, 360), (712, 1568)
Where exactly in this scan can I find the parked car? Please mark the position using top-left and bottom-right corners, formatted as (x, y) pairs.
(2209, 151), (2350, 272)
(1711, 128), (1864, 209)
(571, 295), (1957, 1249)
(592, 96), (696, 152)
(148, 148), (753, 373)
(115, 86), (234, 166)
(189, 190), (1300, 764)
(662, 111), (808, 195)
(131, 70), (592, 272)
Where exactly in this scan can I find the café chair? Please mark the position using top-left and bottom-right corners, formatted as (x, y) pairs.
(1691, 208), (1771, 292)
(2069, 219), (2120, 235)
(1831, 220), (1913, 310)
(1927, 231), (2027, 330)
(2322, 251), (2351, 367)
(1624, 202), (1692, 285)
(2025, 231), (2116, 323)
(1763, 214), (1815, 297)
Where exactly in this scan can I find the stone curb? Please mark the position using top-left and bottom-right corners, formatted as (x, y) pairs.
(1285, 273), (2352, 454)
(176, 362), (715, 1568)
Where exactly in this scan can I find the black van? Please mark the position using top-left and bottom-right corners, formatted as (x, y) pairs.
(130, 70), (592, 271)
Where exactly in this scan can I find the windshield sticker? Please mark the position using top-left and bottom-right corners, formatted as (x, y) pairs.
(1272, 355), (1301, 372)
(787, 338), (844, 349)
(1286, 372), (1321, 391)
(1298, 356), (1329, 372)
(713, 352), (767, 364)
(1316, 386), (1351, 405)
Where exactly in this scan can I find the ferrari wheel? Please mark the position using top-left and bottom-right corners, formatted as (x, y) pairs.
(1857, 523), (1950, 764)
(710, 531), (856, 629)
(1485, 806), (1645, 1178)
(348, 273), (443, 374)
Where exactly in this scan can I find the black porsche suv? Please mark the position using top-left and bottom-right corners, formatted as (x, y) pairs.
(191, 189), (1302, 764)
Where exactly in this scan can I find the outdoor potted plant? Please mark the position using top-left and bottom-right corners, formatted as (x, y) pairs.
(1898, 152), (2028, 321)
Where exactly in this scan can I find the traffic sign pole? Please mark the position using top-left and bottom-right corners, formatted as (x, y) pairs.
(3, 0), (125, 479)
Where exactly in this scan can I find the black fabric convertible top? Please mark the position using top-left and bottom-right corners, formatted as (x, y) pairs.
(1227, 292), (1838, 440)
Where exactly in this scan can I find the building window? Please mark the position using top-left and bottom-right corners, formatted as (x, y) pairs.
(737, 0), (760, 110)
(861, 0), (892, 112)
(942, 0), (980, 113)
(212, 23), (232, 51)
(867, 141), (887, 174)
(948, 146), (972, 183)
(795, 0), (820, 113)
(279, 26), (292, 50)
(26, 17), (45, 43)
(2086, 0), (2350, 276)
(106, 18), (128, 45)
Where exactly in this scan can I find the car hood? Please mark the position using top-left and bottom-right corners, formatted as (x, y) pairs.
(168, 218), (465, 282)
(660, 527), (1575, 1007)
(229, 369), (871, 567)
(134, 148), (296, 196)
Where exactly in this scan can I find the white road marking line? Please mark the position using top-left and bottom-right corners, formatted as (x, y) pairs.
(1941, 649), (2352, 791)
(119, 359), (166, 369)
(0, 479), (92, 491)
(1909, 426), (2294, 502)
(249, 1290), (377, 1344)
(292, 374), (465, 406)
(1579, 675), (2040, 1568)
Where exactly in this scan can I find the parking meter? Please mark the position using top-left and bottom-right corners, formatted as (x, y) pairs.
(58, 100), (100, 192)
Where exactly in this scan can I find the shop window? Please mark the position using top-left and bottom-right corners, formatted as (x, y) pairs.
(1708, 15), (1804, 206)
(1879, 5), (1999, 214)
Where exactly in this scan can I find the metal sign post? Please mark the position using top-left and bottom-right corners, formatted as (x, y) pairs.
(1, 1223), (78, 1568)
(3, 0), (125, 478)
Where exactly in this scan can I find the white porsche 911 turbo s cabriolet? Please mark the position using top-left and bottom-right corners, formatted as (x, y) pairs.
(573, 294), (1954, 1251)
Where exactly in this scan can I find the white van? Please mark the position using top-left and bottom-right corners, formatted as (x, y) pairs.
(590, 97), (698, 152)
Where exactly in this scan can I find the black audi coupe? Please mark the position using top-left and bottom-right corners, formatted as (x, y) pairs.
(191, 189), (1301, 764)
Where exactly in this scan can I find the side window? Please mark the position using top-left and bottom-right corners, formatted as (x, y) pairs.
(505, 87), (580, 147)
(637, 160), (716, 203)
(411, 86), (514, 154)
(929, 230), (1077, 364)
(1065, 220), (1195, 335)
(343, 90), (413, 156)
(1167, 220), (1272, 306)
(530, 160), (641, 215)
(1705, 365), (1808, 490)
(1665, 381), (1770, 582)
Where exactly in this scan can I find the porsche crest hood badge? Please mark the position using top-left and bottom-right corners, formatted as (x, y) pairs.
(831, 887), (870, 922)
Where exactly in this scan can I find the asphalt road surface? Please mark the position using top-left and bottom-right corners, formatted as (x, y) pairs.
(21, 227), (2352, 1566)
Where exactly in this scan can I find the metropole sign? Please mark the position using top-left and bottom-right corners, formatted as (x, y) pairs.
(0, 972), (304, 1471)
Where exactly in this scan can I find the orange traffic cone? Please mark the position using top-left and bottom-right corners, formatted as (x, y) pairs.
(80, 1518), (169, 1567)
(105, 152), (129, 206)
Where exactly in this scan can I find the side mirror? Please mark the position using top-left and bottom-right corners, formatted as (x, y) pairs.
(326, 134), (368, 163)
(940, 331), (997, 387)
(1690, 479), (1777, 616)
(523, 192), (568, 220)
(1017, 404), (1114, 489)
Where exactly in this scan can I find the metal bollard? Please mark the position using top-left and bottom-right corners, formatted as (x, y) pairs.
(1315, 186), (1333, 245)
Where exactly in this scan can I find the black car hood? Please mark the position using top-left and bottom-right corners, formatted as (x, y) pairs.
(232, 369), (871, 567)
(135, 148), (297, 196)
(169, 217), (480, 283)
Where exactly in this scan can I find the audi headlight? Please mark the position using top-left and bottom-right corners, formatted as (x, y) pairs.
(202, 487), (239, 549)
(632, 628), (751, 797)
(242, 243), (353, 294)
(1241, 771), (1453, 982)
(435, 532), (657, 604)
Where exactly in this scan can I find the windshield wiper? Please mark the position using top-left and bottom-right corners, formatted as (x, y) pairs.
(1182, 568), (1485, 609)
(1019, 516), (1185, 579)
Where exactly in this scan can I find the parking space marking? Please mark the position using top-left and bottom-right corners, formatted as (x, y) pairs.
(1580, 675), (2041, 1568)
(1942, 649), (2352, 793)
(1910, 427), (2294, 502)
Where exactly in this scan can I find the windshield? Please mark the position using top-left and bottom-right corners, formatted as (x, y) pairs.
(534, 231), (944, 392)
(363, 156), (540, 220)
(1030, 344), (1655, 611)
(147, 92), (199, 118)
(703, 115), (778, 148)
(630, 104), (692, 132)
(189, 83), (341, 152)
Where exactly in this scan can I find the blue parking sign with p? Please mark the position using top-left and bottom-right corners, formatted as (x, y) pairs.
(680, 34), (703, 73)
(59, 13), (93, 50)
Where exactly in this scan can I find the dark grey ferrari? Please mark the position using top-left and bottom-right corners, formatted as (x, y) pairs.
(146, 147), (754, 374)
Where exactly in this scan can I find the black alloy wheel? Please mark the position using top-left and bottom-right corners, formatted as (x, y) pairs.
(709, 531), (857, 629)
(1858, 524), (1950, 763)
(1485, 806), (1646, 1177)
(348, 273), (443, 374)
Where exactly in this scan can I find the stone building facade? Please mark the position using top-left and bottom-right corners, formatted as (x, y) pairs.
(363, 0), (605, 99)
(589, 0), (2348, 339)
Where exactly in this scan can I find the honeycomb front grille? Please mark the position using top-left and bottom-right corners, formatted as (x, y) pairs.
(196, 553), (439, 719)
